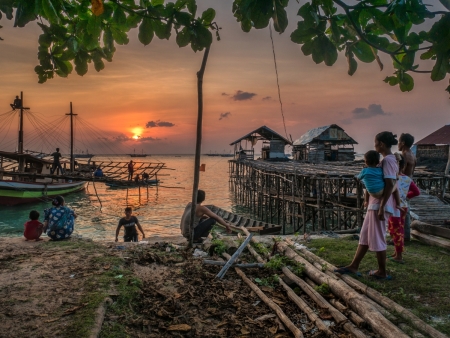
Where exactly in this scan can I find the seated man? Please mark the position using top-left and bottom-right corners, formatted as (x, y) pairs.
(94, 167), (104, 177)
(180, 189), (231, 243)
(10, 95), (22, 110)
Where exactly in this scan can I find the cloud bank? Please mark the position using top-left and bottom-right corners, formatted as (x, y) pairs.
(232, 90), (256, 101)
(146, 120), (175, 128)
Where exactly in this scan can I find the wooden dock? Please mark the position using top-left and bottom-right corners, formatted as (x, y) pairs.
(229, 159), (450, 234)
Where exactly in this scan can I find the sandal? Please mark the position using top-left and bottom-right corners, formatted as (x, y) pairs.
(367, 270), (393, 280)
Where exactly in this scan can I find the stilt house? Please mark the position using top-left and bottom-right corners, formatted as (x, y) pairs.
(292, 124), (357, 162)
(230, 126), (291, 161)
(415, 125), (450, 161)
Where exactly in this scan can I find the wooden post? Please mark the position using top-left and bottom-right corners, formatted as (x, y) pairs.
(189, 46), (210, 247)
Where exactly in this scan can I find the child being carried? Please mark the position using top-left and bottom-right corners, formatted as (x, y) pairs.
(357, 150), (385, 200)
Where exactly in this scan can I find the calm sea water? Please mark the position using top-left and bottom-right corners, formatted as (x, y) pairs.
(0, 155), (238, 241)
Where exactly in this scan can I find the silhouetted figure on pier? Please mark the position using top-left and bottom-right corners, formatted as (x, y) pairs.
(50, 148), (64, 175)
(127, 160), (134, 181)
(10, 96), (22, 110)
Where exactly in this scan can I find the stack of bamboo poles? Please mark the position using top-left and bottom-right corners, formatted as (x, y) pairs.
(214, 226), (446, 338)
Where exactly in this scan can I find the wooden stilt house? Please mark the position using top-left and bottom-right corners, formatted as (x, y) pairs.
(292, 124), (357, 162)
(230, 126), (292, 161)
(415, 125), (450, 162)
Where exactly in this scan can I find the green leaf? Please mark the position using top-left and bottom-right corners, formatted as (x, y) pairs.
(431, 54), (448, 81)
(152, 20), (171, 39)
(186, 0), (197, 16)
(41, 0), (61, 25)
(291, 21), (320, 44)
(111, 26), (129, 45)
(439, 0), (450, 10)
(113, 6), (127, 30)
(272, 0), (288, 33)
(54, 58), (73, 77)
(176, 27), (191, 47)
(399, 72), (414, 92)
(127, 13), (142, 29)
(353, 41), (375, 63)
(420, 49), (434, 60)
(74, 52), (89, 76)
(87, 15), (102, 38)
(311, 35), (337, 66)
(38, 33), (52, 48)
(103, 26), (114, 51)
(384, 75), (399, 86)
(201, 8), (216, 25)
(138, 18), (154, 45)
(152, 0), (165, 5)
(175, 11), (192, 26)
(301, 40), (313, 56)
(330, 18), (340, 44)
(347, 55), (357, 76)
(14, 0), (37, 27)
(191, 24), (212, 51)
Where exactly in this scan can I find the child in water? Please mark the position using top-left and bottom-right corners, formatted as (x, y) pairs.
(24, 210), (44, 241)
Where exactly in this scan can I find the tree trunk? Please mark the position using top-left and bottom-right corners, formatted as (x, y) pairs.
(189, 47), (210, 247)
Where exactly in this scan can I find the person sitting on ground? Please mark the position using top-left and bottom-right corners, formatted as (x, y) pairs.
(180, 189), (232, 243)
(43, 196), (77, 241)
(10, 95), (22, 110)
(24, 210), (44, 241)
(94, 167), (104, 177)
(387, 154), (420, 264)
(134, 174), (140, 184)
(115, 207), (146, 242)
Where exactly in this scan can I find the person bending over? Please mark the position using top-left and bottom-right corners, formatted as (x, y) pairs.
(180, 189), (231, 243)
(116, 207), (145, 242)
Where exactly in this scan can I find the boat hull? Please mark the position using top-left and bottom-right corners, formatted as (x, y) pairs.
(0, 180), (86, 206)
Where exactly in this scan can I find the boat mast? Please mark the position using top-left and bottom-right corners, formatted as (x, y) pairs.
(18, 91), (24, 171)
(66, 102), (77, 171)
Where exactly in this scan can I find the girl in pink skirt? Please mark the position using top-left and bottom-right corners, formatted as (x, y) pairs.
(335, 131), (399, 280)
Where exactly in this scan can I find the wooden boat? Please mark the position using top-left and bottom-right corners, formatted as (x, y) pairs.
(206, 205), (282, 235)
(0, 151), (85, 206)
(130, 149), (148, 157)
(74, 149), (94, 158)
(0, 94), (86, 206)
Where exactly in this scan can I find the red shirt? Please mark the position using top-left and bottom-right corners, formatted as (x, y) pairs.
(24, 220), (43, 240)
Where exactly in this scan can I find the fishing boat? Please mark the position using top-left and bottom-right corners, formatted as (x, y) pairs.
(0, 94), (86, 206)
(130, 149), (148, 157)
(105, 179), (159, 188)
(74, 149), (94, 158)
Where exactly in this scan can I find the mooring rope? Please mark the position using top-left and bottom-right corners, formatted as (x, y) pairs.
(269, 23), (289, 141)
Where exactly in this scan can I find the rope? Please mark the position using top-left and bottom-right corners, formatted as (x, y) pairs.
(269, 23), (289, 141)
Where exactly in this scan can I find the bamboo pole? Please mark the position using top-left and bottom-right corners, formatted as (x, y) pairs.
(278, 277), (334, 336)
(293, 244), (448, 338)
(281, 267), (367, 338)
(277, 241), (408, 338)
(234, 268), (303, 338)
(189, 46), (210, 247)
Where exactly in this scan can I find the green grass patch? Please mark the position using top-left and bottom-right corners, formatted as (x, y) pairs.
(211, 238), (228, 255)
(265, 254), (304, 276)
(38, 240), (142, 338)
(305, 237), (450, 335)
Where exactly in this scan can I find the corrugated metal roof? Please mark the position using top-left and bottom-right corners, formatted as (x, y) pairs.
(230, 125), (291, 145)
(415, 125), (450, 145)
(293, 124), (357, 146)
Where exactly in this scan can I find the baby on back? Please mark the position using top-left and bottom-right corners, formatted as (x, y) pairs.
(357, 150), (384, 199)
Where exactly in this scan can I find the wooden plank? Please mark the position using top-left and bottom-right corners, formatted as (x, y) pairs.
(411, 230), (450, 250)
(411, 221), (450, 240)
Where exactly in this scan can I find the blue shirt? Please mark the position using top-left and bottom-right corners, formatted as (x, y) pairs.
(357, 167), (384, 194)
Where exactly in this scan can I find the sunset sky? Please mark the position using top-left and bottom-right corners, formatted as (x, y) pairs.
(0, 0), (449, 155)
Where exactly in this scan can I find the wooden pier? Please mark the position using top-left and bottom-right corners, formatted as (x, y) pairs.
(229, 159), (450, 234)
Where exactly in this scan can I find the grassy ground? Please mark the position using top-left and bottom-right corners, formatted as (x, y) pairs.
(305, 236), (450, 335)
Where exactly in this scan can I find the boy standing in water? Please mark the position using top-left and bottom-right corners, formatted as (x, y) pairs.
(115, 207), (146, 242)
(24, 210), (43, 241)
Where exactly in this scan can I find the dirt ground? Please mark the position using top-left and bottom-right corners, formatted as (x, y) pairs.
(0, 237), (373, 338)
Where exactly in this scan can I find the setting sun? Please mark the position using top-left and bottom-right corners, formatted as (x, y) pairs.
(131, 127), (143, 140)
